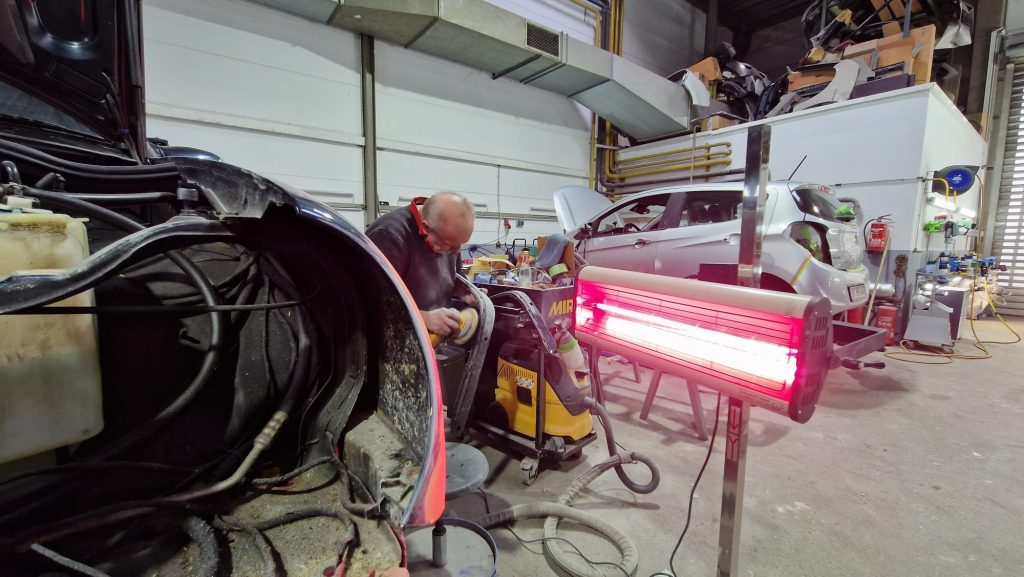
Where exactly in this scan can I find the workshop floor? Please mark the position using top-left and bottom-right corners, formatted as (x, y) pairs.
(409, 316), (1024, 577)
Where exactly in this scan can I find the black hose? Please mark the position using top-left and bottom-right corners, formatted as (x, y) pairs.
(65, 192), (177, 206)
(182, 516), (219, 577)
(258, 253), (315, 416)
(159, 253), (256, 303)
(440, 517), (498, 577)
(250, 456), (335, 486)
(586, 399), (660, 495)
(2, 159), (22, 183)
(28, 543), (111, 577)
(213, 516), (277, 577)
(20, 187), (226, 461)
(242, 507), (356, 534)
(0, 462), (193, 487)
(11, 499), (209, 549)
(0, 189), (226, 525)
(0, 137), (178, 178)
(9, 299), (302, 317)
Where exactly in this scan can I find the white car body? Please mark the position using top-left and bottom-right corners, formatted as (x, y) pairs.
(554, 182), (869, 313)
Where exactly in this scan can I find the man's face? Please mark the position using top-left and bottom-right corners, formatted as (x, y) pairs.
(422, 217), (472, 255)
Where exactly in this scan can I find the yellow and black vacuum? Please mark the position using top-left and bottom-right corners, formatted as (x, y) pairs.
(490, 337), (592, 442)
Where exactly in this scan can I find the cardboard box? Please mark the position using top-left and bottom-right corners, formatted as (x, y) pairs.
(788, 69), (836, 92)
(870, 0), (922, 21)
(700, 115), (739, 131)
(687, 57), (722, 89)
(842, 24), (935, 85)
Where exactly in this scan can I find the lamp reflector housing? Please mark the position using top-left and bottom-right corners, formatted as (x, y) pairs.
(574, 267), (833, 423)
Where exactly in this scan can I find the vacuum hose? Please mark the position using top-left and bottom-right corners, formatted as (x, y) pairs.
(477, 398), (660, 577)
(587, 398), (660, 494)
(477, 454), (646, 577)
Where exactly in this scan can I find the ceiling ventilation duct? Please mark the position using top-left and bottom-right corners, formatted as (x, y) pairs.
(251, 0), (694, 141)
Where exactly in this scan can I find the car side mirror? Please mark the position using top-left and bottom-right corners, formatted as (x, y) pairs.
(574, 223), (593, 240)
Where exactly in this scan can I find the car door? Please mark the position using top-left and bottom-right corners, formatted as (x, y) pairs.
(654, 188), (775, 278)
(578, 192), (681, 273)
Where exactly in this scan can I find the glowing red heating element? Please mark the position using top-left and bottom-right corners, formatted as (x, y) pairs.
(574, 267), (833, 423)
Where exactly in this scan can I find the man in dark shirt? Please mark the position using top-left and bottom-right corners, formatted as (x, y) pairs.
(366, 192), (476, 336)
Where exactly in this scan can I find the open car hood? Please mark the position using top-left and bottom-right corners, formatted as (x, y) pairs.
(553, 185), (613, 232)
(0, 0), (145, 157)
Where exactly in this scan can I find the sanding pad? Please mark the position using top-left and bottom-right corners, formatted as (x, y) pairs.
(452, 308), (479, 345)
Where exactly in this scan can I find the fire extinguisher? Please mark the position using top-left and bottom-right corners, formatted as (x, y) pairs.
(867, 217), (891, 253)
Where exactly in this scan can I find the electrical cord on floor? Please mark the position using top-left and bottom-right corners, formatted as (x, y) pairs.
(478, 487), (628, 577)
(503, 525), (631, 577)
(885, 275), (1021, 365)
(440, 516), (499, 577)
(649, 391), (722, 577)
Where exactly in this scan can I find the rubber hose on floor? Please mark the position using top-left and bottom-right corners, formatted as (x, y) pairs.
(587, 398), (660, 494)
(476, 397), (659, 576)
(477, 495), (637, 577)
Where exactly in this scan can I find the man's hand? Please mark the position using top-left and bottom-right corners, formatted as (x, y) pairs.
(422, 308), (461, 335)
(460, 291), (478, 307)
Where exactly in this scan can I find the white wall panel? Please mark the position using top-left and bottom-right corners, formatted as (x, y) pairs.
(469, 218), (562, 250)
(377, 151), (498, 211)
(142, 0), (364, 212)
(375, 41), (590, 176)
(498, 167), (586, 216)
(143, 0), (592, 242)
(144, 0), (362, 141)
(147, 119), (363, 207)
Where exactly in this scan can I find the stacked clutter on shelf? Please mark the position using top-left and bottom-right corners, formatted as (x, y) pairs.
(471, 234), (577, 290)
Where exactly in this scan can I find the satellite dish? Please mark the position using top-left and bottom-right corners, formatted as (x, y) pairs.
(933, 165), (980, 195)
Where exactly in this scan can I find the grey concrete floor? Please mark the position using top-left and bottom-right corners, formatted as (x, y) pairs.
(419, 317), (1024, 577)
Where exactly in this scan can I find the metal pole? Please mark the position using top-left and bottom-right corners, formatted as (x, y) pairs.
(717, 122), (768, 577)
(360, 34), (379, 227)
(704, 0), (719, 55)
(737, 125), (770, 289)
(716, 396), (750, 577)
(983, 60), (1013, 257)
(901, 0), (912, 37)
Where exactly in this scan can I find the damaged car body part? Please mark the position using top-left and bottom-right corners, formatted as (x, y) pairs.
(0, 2), (446, 575)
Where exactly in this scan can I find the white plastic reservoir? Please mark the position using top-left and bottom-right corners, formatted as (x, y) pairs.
(0, 210), (103, 464)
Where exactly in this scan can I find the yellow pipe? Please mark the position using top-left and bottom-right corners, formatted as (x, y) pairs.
(605, 145), (731, 179)
(605, 157), (732, 180)
(616, 142), (731, 164)
(614, 150), (731, 171)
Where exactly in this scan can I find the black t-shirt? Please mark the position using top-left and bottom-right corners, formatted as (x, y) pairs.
(366, 207), (459, 311)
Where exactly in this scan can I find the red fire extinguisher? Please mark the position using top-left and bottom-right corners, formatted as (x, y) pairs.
(867, 220), (890, 253)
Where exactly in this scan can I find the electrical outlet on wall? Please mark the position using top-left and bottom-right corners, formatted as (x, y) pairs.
(516, 220), (525, 228)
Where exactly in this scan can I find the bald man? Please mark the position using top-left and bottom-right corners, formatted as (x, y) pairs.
(366, 192), (476, 336)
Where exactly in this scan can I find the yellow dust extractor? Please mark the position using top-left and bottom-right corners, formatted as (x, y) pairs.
(488, 339), (592, 441)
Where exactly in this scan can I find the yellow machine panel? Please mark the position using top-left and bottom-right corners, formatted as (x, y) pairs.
(495, 358), (592, 441)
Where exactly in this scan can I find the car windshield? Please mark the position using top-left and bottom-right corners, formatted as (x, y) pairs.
(0, 79), (99, 137)
(594, 194), (670, 234)
(790, 186), (844, 223)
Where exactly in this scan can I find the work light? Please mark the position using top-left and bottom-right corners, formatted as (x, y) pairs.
(574, 267), (833, 423)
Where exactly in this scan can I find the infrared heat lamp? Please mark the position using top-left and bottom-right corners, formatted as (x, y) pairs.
(574, 266), (833, 423)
